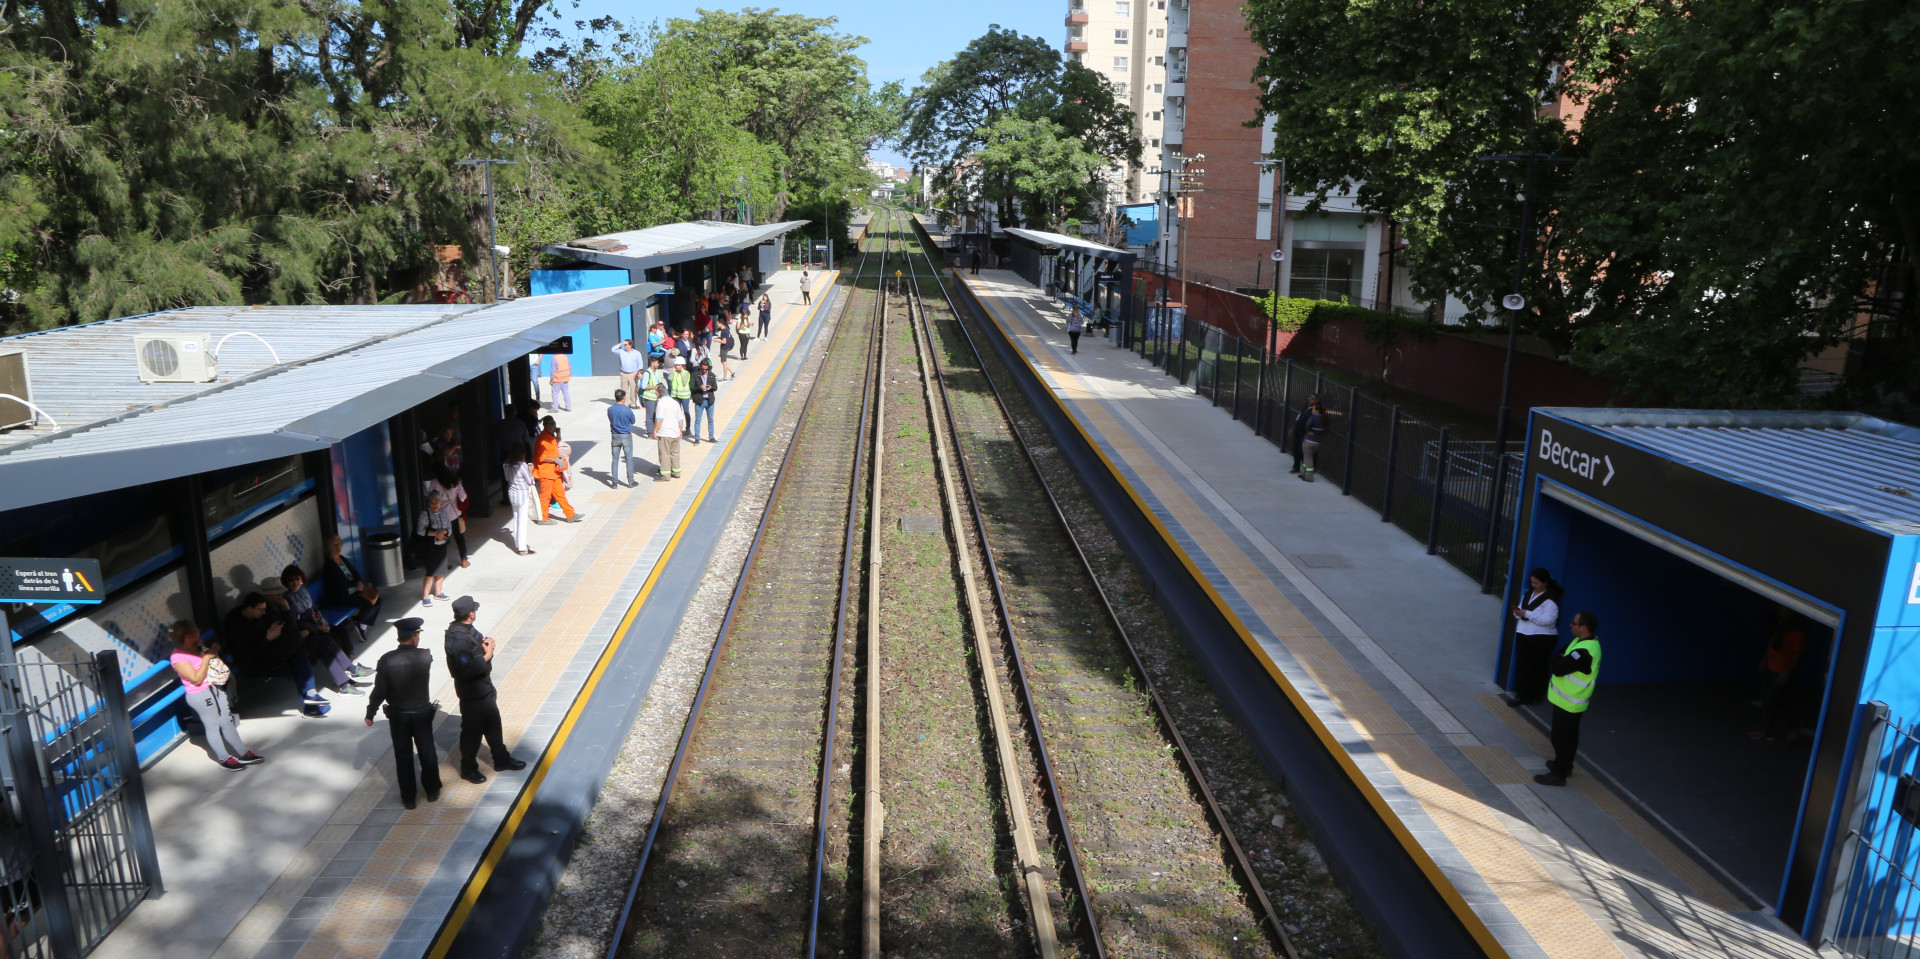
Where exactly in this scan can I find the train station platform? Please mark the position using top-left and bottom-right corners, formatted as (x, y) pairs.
(951, 269), (1817, 959)
(90, 268), (839, 959)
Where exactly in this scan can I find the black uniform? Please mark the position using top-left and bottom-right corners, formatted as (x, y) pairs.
(445, 619), (514, 776)
(1288, 405), (1314, 472)
(367, 640), (440, 804)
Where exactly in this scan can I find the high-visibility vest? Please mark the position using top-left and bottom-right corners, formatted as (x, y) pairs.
(640, 369), (664, 400)
(1547, 637), (1602, 713)
(667, 369), (692, 400)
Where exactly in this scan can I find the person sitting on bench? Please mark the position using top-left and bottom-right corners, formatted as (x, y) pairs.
(223, 592), (330, 716)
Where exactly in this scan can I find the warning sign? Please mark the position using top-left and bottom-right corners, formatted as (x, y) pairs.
(0, 558), (105, 605)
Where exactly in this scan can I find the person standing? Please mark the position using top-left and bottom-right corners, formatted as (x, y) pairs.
(504, 445), (535, 555)
(416, 491), (452, 607)
(800, 269), (812, 305)
(1298, 397), (1327, 482)
(712, 317), (736, 379)
(532, 418), (581, 525)
(690, 360), (718, 444)
(611, 339), (644, 408)
(549, 353), (572, 412)
(1066, 309), (1086, 355)
(734, 309), (754, 362)
(1508, 568), (1563, 708)
(528, 355), (541, 405)
(1287, 394), (1319, 474)
(1753, 607), (1808, 741)
(169, 621), (262, 771)
(666, 354), (693, 427)
(639, 356), (665, 438)
(652, 384), (686, 480)
(1534, 611), (1602, 787)
(365, 617), (441, 808)
(445, 597), (526, 784)
(608, 390), (637, 487)
(757, 293), (773, 338)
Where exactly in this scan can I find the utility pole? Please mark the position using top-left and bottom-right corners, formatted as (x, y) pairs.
(457, 157), (520, 303)
(1169, 153), (1207, 331)
(1475, 151), (1573, 591)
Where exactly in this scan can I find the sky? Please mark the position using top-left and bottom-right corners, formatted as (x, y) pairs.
(546, 1), (1065, 167)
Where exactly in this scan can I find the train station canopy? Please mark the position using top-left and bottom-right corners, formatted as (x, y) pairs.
(1004, 227), (1131, 263)
(0, 284), (665, 511)
(546, 220), (809, 272)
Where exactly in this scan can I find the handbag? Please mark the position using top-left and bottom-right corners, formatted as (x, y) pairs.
(204, 654), (232, 687)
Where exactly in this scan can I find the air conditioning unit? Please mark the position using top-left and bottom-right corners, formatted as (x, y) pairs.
(0, 351), (32, 430)
(133, 334), (219, 383)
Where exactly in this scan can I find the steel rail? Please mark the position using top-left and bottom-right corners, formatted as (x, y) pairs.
(895, 241), (1066, 959)
(857, 215), (892, 959)
(602, 228), (885, 959)
(903, 222), (1303, 959)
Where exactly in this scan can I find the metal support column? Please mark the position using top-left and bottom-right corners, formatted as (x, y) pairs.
(306, 449), (339, 545)
(459, 377), (494, 520)
(1231, 338), (1245, 421)
(1426, 428), (1451, 553)
(1381, 406), (1402, 522)
(168, 475), (217, 627)
(94, 650), (162, 899)
(1340, 397), (1357, 496)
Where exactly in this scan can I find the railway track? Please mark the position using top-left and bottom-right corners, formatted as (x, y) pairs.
(607, 211), (1304, 959)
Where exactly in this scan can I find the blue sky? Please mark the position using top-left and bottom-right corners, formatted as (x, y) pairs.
(547, 2), (1064, 166)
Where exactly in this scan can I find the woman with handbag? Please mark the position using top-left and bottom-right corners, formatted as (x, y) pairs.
(169, 621), (262, 771)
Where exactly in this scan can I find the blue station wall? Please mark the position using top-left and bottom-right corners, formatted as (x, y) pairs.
(530, 267), (633, 378)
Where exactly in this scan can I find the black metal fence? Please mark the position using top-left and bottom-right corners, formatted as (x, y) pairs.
(0, 650), (162, 959)
(1126, 301), (1521, 593)
(1823, 704), (1920, 957)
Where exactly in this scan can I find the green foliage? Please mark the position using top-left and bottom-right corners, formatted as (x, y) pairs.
(971, 119), (1106, 229)
(899, 27), (1140, 226)
(1243, 0), (1920, 407)
(1259, 295), (1432, 345)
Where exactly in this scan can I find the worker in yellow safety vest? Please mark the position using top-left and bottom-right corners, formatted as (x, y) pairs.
(1534, 611), (1602, 787)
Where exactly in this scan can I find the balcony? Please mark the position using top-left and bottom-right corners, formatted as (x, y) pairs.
(1167, 31), (1188, 49)
(1066, 10), (1089, 23)
(1067, 39), (1089, 52)
(1164, 79), (1185, 99)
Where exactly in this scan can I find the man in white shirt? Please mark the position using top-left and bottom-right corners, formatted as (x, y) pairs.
(611, 340), (645, 408)
(652, 387), (686, 479)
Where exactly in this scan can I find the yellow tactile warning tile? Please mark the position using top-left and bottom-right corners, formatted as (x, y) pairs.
(962, 276), (1629, 959)
(1462, 744), (1543, 785)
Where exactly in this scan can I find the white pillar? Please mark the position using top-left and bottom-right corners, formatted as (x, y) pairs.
(1361, 217), (1383, 308)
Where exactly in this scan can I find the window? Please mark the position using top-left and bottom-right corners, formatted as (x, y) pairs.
(1073, 52), (1085, 63)
(1151, 82), (1163, 92)
(1068, 25), (1083, 38)
(1291, 249), (1363, 302)
(1150, 137), (1161, 147)
(1155, 28), (1164, 37)
(1114, 28), (1130, 43)
(1153, 55), (1164, 65)
(1115, 82), (1129, 97)
(1115, 0), (1131, 13)
(1113, 56), (1129, 70)
(1151, 110), (1162, 120)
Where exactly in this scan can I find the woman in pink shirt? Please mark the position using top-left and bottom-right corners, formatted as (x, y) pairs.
(169, 621), (262, 771)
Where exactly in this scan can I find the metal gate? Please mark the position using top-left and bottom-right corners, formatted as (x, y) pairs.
(0, 650), (162, 959)
(1824, 704), (1920, 957)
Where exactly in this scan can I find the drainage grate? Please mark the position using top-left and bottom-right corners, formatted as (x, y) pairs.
(1294, 554), (1351, 569)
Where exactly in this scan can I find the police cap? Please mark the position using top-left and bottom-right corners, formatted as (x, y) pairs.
(395, 617), (425, 636)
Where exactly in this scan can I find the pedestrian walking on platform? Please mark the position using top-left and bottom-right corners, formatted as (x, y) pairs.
(712, 317), (736, 379)
(757, 294), (772, 338)
(1298, 397), (1327, 481)
(504, 445), (535, 555)
(691, 360), (718, 443)
(446, 597), (526, 784)
(1535, 611), (1602, 787)
(653, 384), (686, 479)
(611, 339), (644, 408)
(800, 270), (812, 305)
(367, 618), (440, 808)
(1066, 310), (1086, 354)
(1507, 568), (1562, 708)
(548, 354), (572, 411)
(169, 621), (261, 771)
(1287, 394), (1319, 474)
(609, 390), (637, 487)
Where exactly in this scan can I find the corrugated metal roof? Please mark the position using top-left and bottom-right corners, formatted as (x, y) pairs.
(0, 285), (664, 511)
(1004, 227), (1133, 260)
(1547, 409), (1920, 536)
(547, 219), (809, 272)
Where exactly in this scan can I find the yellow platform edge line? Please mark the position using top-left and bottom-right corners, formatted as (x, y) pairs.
(425, 273), (840, 959)
(952, 273), (1515, 959)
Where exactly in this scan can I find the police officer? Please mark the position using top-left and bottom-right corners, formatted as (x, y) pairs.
(365, 618), (440, 809)
(445, 596), (526, 784)
(1534, 611), (1602, 787)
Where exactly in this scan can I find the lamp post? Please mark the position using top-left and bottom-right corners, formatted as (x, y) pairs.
(456, 157), (520, 303)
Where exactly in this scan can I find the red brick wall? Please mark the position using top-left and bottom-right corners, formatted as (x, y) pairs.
(1180, 0), (1271, 291)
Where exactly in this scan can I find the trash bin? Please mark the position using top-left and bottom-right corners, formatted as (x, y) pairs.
(365, 532), (406, 589)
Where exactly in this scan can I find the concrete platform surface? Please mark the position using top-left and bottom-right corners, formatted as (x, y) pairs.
(92, 269), (835, 959)
(955, 269), (1818, 959)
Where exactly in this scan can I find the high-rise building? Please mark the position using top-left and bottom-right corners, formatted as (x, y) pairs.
(1065, 0), (1168, 206)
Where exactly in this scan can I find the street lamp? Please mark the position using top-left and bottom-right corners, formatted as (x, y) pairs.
(456, 157), (520, 303)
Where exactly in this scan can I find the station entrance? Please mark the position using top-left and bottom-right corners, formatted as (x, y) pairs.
(1521, 490), (1839, 901)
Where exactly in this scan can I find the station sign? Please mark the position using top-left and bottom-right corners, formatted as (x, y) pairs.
(0, 558), (105, 605)
(1536, 428), (1615, 486)
(530, 336), (574, 355)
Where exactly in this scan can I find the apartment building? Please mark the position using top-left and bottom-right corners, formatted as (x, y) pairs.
(1153, 0), (1439, 315)
(1065, 0), (1169, 205)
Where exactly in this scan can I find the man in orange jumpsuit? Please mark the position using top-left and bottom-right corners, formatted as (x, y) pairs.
(532, 417), (583, 525)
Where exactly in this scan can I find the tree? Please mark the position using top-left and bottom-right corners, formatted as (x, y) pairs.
(973, 118), (1107, 229)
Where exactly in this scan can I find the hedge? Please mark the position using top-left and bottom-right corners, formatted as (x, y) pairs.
(1258, 293), (1435, 345)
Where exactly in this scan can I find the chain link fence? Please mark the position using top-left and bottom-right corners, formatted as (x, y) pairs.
(1126, 297), (1521, 593)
